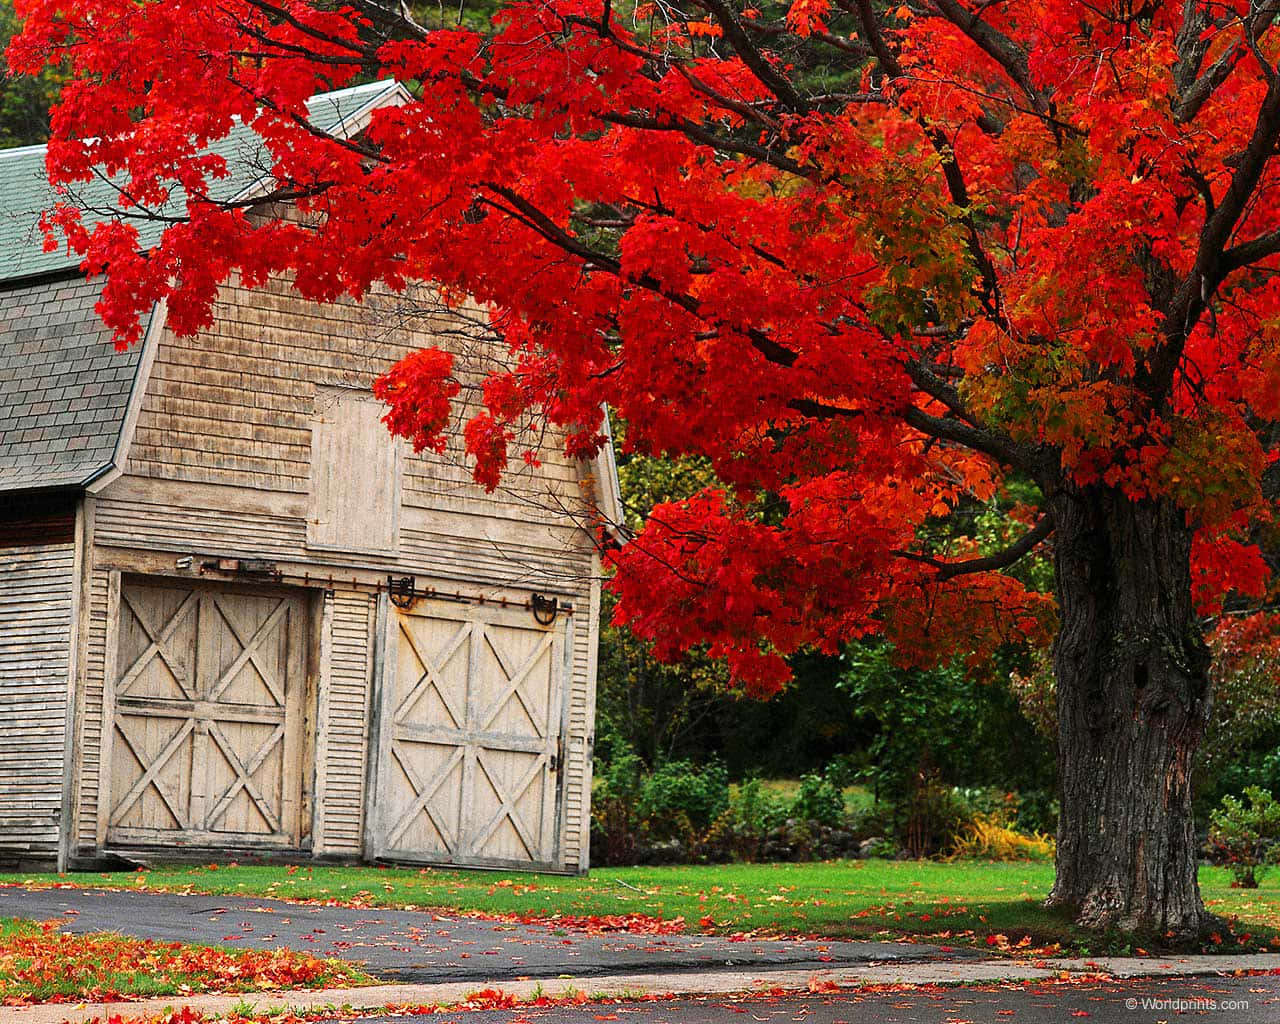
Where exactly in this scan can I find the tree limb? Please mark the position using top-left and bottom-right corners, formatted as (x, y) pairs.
(903, 406), (1031, 469)
(1147, 74), (1280, 402)
(928, 0), (1063, 133)
(694, 0), (810, 113)
(894, 514), (1054, 579)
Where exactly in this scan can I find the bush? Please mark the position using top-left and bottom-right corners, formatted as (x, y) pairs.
(953, 786), (1019, 826)
(590, 749), (647, 866)
(1207, 786), (1280, 888)
(638, 760), (730, 840)
(790, 773), (846, 828)
(702, 778), (789, 862)
(894, 779), (976, 858)
(1014, 788), (1060, 836)
(949, 814), (1055, 861)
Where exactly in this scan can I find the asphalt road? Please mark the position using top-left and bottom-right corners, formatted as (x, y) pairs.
(0, 887), (974, 984)
(353, 974), (1280, 1023)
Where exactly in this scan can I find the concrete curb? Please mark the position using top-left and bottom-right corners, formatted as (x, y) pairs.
(6, 954), (1279, 1024)
(1048, 952), (1280, 977)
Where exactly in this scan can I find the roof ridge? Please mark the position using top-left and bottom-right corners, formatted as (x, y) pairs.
(0, 80), (399, 164)
(0, 143), (49, 161)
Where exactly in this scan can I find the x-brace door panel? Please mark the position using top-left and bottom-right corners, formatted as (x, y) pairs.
(372, 599), (566, 869)
(106, 578), (307, 848)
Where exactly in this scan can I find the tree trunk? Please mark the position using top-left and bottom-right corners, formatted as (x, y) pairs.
(1046, 489), (1214, 939)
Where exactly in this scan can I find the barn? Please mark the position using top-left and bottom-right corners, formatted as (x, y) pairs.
(0, 82), (620, 873)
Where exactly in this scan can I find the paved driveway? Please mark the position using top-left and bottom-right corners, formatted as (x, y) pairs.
(0, 887), (974, 984)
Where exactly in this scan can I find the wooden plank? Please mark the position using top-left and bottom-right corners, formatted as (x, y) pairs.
(320, 590), (372, 855)
(99, 476), (310, 520)
(57, 500), (87, 871)
(362, 591), (391, 861)
(311, 590), (333, 854)
(0, 539), (74, 864)
(571, 561), (602, 871)
(95, 572), (121, 846)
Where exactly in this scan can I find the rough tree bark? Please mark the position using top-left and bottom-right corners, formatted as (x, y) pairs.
(1045, 488), (1214, 939)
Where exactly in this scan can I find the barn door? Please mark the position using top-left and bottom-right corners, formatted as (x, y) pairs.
(370, 599), (566, 869)
(104, 578), (307, 848)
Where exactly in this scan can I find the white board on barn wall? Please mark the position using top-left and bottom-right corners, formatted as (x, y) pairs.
(307, 386), (400, 555)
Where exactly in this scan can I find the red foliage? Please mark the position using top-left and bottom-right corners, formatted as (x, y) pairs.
(12, 0), (1280, 687)
(0, 921), (360, 1005)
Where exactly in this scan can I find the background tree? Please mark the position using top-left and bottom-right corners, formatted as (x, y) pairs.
(13, 0), (1280, 938)
(0, 0), (58, 147)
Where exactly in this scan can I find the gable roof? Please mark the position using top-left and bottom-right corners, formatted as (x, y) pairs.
(0, 80), (406, 283)
(0, 81), (406, 495)
(0, 276), (152, 492)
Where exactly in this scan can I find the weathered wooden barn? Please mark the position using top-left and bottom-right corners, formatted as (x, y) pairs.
(0, 82), (620, 873)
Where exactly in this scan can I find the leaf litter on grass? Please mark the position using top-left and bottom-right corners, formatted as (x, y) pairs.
(5, 860), (1280, 956)
(0, 918), (369, 1005)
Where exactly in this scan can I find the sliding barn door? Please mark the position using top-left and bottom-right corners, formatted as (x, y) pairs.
(369, 599), (566, 869)
(104, 578), (307, 848)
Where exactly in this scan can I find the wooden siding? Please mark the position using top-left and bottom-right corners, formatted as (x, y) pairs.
(75, 564), (111, 851)
(0, 541), (74, 865)
(126, 279), (584, 519)
(80, 277), (599, 871)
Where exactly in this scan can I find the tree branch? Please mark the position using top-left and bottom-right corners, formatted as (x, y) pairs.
(1174, 2), (1280, 122)
(694, 0), (810, 113)
(928, 0), (1063, 133)
(1148, 74), (1280, 402)
(1222, 226), (1280, 274)
(903, 406), (1031, 469)
(894, 514), (1054, 579)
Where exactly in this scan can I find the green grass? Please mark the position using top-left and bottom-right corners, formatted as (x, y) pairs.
(4, 860), (1278, 956)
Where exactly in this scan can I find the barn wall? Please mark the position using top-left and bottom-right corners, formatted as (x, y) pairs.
(78, 278), (600, 870)
(0, 535), (75, 866)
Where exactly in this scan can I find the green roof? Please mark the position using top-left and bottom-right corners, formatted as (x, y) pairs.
(0, 80), (403, 283)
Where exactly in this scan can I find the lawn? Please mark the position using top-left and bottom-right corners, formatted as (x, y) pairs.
(4, 860), (1278, 955)
(0, 917), (371, 1004)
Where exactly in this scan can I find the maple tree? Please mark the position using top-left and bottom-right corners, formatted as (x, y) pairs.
(11, 0), (1280, 938)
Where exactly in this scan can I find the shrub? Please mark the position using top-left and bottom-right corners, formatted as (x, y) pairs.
(590, 749), (647, 866)
(637, 760), (730, 841)
(949, 815), (1055, 861)
(953, 786), (1019, 826)
(702, 778), (788, 861)
(790, 773), (846, 828)
(892, 776), (976, 858)
(823, 754), (862, 791)
(1207, 786), (1280, 888)
(1014, 788), (1060, 836)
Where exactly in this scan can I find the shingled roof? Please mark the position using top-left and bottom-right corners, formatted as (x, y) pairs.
(0, 277), (151, 491)
(0, 81), (405, 494)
